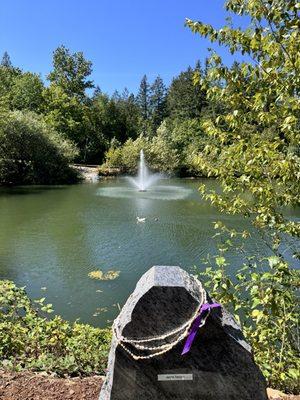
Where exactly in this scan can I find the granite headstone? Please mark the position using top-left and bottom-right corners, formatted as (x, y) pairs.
(99, 266), (268, 400)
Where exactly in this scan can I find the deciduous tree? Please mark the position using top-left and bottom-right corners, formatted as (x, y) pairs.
(186, 0), (300, 238)
(47, 45), (94, 99)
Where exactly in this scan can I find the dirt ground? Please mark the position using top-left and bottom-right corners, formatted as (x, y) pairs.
(0, 371), (299, 400)
(0, 371), (103, 400)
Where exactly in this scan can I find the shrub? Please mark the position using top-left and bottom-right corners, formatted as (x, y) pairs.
(104, 128), (180, 174)
(0, 111), (79, 185)
(148, 135), (178, 172)
(103, 119), (211, 176)
(0, 280), (111, 376)
(196, 224), (300, 394)
(120, 137), (146, 173)
(104, 137), (145, 173)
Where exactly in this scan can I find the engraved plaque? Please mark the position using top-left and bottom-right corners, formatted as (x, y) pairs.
(158, 374), (193, 381)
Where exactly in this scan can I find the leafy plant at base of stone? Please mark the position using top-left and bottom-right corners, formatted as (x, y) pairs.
(195, 225), (300, 393)
(0, 280), (111, 376)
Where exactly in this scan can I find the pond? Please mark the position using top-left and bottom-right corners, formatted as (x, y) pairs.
(0, 178), (299, 326)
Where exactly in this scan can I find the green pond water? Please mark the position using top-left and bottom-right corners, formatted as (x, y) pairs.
(0, 178), (299, 327)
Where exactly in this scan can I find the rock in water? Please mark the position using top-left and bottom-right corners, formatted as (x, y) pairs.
(99, 266), (267, 400)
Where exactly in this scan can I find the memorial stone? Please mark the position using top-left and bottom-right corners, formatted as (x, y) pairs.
(99, 265), (268, 400)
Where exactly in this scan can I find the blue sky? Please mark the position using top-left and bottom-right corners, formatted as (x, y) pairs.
(0, 0), (246, 94)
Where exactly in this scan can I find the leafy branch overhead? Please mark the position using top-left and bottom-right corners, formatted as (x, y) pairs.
(186, 0), (300, 238)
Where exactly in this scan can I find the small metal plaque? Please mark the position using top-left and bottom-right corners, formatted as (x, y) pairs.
(158, 374), (193, 381)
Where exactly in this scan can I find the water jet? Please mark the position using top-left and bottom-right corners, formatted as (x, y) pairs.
(127, 150), (161, 191)
(97, 150), (193, 200)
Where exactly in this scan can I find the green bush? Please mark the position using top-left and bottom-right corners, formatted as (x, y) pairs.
(104, 128), (180, 174)
(196, 224), (300, 394)
(148, 123), (180, 172)
(104, 137), (144, 173)
(0, 280), (111, 376)
(120, 137), (146, 173)
(0, 111), (79, 185)
(167, 118), (209, 175)
(103, 118), (211, 176)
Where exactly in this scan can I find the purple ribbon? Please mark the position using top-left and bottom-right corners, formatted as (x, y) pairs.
(181, 302), (221, 355)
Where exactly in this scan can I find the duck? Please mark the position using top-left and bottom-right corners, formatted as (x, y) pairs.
(136, 217), (146, 223)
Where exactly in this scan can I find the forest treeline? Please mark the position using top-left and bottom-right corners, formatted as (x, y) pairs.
(0, 48), (214, 185)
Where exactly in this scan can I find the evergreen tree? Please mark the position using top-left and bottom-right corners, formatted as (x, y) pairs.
(119, 92), (140, 140)
(92, 85), (102, 99)
(150, 75), (168, 132)
(121, 87), (130, 100)
(1, 52), (12, 68)
(167, 62), (207, 119)
(111, 90), (121, 101)
(110, 89), (140, 142)
(136, 75), (150, 119)
(136, 75), (150, 134)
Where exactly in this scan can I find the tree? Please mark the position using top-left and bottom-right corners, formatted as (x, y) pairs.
(136, 75), (150, 134)
(150, 75), (168, 132)
(114, 89), (140, 141)
(45, 46), (97, 163)
(10, 72), (44, 112)
(149, 121), (180, 172)
(186, 0), (300, 238)
(123, 93), (140, 139)
(47, 45), (94, 98)
(43, 84), (88, 153)
(104, 129), (180, 174)
(136, 75), (150, 120)
(121, 87), (130, 100)
(92, 85), (102, 98)
(167, 117), (209, 175)
(167, 63), (207, 119)
(86, 93), (118, 163)
(1, 52), (13, 68)
(86, 90), (140, 164)
(0, 62), (21, 101)
(0, 111), (78, 185)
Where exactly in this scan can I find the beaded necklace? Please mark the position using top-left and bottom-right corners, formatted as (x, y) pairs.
(113, 277), (209, 360)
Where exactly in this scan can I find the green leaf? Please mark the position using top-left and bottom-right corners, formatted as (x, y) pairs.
(216, 256), (226, 266)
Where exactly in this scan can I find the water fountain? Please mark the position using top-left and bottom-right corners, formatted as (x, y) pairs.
(97, 149), (193, 200)
(127, 150), (161, 192)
